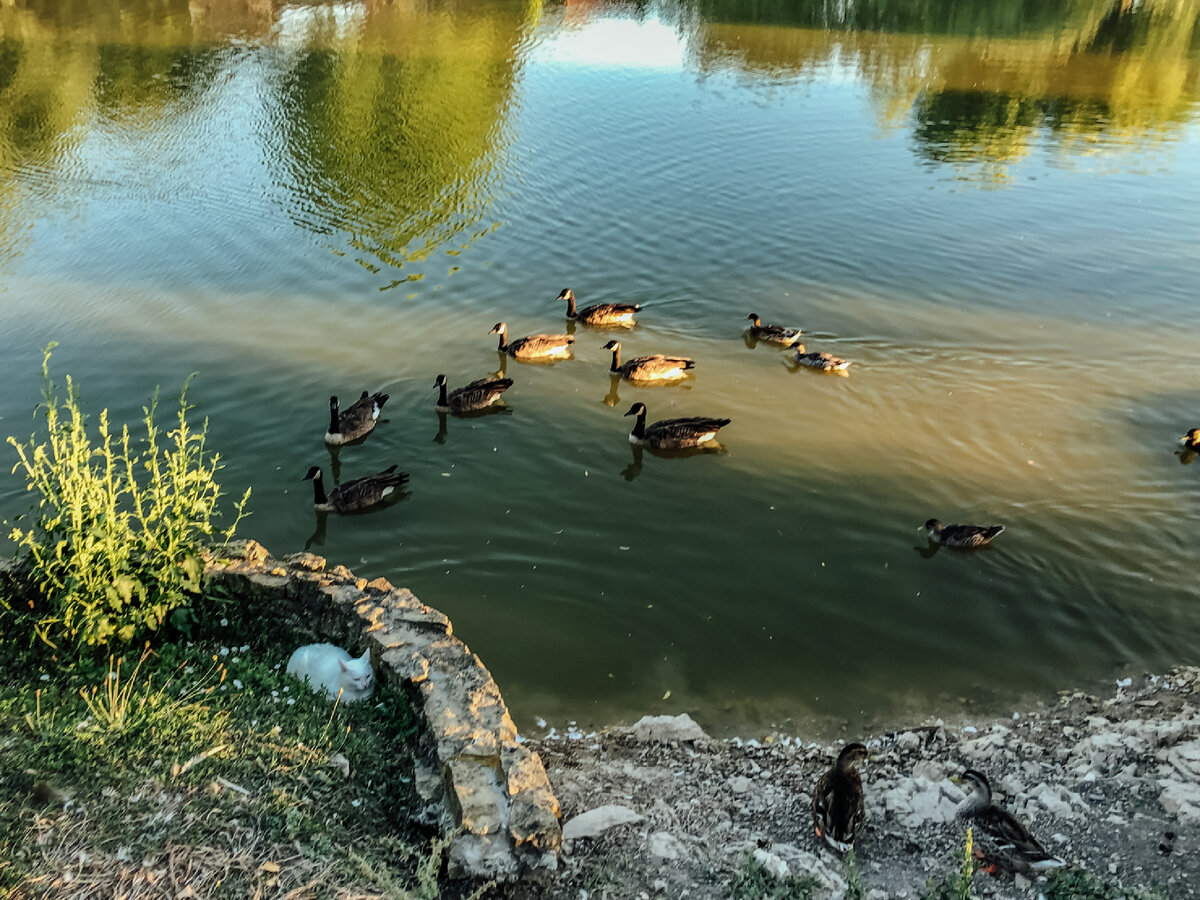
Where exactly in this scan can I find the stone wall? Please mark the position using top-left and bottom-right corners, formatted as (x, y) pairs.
(203, 540), (562, 881)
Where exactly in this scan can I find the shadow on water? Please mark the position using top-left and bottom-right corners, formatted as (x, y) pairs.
(302, 487), (413, 550)
(432, 406), (513, 444)
(620, 441), (727, 482)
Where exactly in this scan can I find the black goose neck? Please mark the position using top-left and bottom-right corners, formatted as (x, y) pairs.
(631, 408), (647, 439)
(609, 345), (622, 373)
(328, 400), (340, 434)
(496, 330), (507, 352)
(437, 381), (449, 407)
(310, 472), (328, 506)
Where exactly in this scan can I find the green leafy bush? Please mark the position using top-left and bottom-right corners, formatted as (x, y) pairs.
(6, 345), (249, 647)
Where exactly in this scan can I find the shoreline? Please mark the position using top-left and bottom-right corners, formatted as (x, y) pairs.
(497, 667), (1198, 899)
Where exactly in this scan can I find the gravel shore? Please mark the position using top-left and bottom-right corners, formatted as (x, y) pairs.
(497, 667), (1199, 899)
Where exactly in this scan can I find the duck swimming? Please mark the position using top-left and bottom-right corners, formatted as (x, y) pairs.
(623, 402), (731, 449)
(324, 391), (389, 446)
(923, 519), (1004, 549)
(302, 465), (409, 514)
(793, 348), (852, 372)
(602, 340), (695, 382)
(746, 313), (803, 347)
(433, 374), (513, 413)
(558, 288), (641, 327)
(490, 322), (575, 360)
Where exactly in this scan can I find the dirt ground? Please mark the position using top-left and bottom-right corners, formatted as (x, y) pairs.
(491, 667), (1200, 899)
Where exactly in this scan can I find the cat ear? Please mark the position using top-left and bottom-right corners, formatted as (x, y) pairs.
(338, 659), (348, 672)
(359, 649), (370, 662)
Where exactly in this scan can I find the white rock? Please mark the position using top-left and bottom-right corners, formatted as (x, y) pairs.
(1158, 781), (1200, 823)
(648, 832), (685, 860)
(728, 775), (753, 794)
(563, 805), (644, 840)
(1029, 783), (1083, 819)
(630, 714), (708, 743)
(752, 848), (789, 880)
(896, 731), (921, 751)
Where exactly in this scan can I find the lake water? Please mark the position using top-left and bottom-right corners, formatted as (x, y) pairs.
(1, 0), (1199, 736)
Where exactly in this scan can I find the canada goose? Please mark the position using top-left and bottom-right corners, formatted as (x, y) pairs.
(1181, 428), (1200, 452)
(324, 391), (389, 446)
(953, 770), (1065, 874)
(793, 349), (852, 372)
(302, 465), (409, 514)
(812, 743), (868, 854)
(558, 288), (641, 327)
(602, 340), (695, 382)
(922, 519), (1004, 549)
(623, 402), (731, 449)
(434, 374), (513, 412)
(746, 313), (803, 347)
(490, 322), (575, 360)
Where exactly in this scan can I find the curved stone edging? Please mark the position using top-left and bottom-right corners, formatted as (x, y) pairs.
(203, 540), (562, 881)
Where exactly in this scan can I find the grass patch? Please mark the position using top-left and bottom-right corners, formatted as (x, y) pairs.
(922, 829), (976, 900)
(0, 629), (429, 898)
(729, 851), (820, 900)
(1045, 869), (1170, 900)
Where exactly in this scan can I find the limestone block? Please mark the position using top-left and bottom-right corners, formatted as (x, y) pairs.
(283, 551), (326, 572)
(380, 645), (431, 683)
(444, 756), (506, 836)
(510, 792), (561, 850)
(246, 572), (290, 592)
(448, 833), (520, 882)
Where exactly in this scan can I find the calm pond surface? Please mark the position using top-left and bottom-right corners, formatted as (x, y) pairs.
(1, 0), (1199, 735)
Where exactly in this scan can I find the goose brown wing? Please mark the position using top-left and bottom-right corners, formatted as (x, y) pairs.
(580, 302), (641, 319)
(754, 323), (802, 343)
(646, 416), (731, 445)
(510, 334), (575, 355)
(337, 391), (389, 436)
(624, 355), (695, 377)
(330, 466), (409, 512)
(450, 378), (513, 410)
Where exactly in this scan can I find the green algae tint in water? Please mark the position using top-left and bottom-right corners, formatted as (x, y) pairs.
(1, 0), (1199, 735)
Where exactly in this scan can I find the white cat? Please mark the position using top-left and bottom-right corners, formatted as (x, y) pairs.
(286, 643), (375, 703)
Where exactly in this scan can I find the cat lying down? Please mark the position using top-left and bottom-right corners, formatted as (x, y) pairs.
(286, 642), (375, 703)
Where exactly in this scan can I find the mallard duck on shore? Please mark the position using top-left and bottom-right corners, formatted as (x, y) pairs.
(953, 769), (1065, 874)
(490, 322), (575, 360)
(923, 519), (1004, 549)
(324, 391), (389, 446)
(302, 465), (409, 514)
(558, 288), (641, 327)
(602, 340), (695, 382)
(433, 374), (513, 413)
(746, 313), (803, 347)
(812, 743), (868, 854)
(623, 402), (730, 449)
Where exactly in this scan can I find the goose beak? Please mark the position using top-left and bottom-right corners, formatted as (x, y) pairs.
(623, 408), (635, 417)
